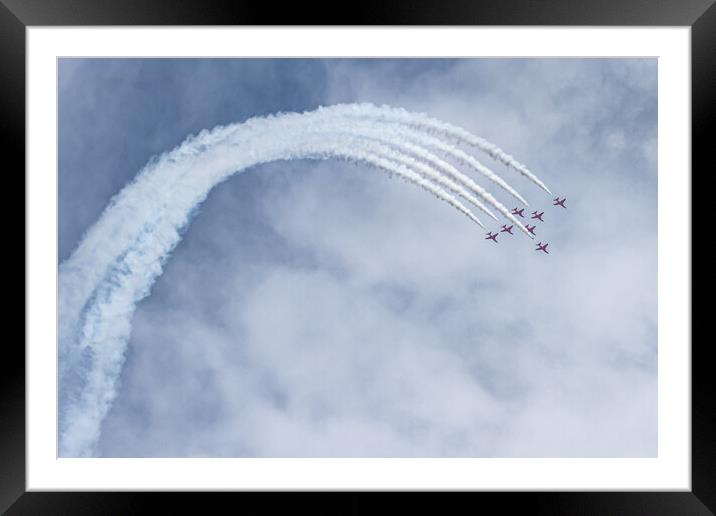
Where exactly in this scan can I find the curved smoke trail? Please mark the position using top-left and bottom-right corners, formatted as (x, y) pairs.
(59, 103), (549, 456)
(302, 122), (532, 235)
(319, 103), (552, 195)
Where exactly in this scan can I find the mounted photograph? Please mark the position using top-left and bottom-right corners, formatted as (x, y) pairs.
(57, 57), (658, 459)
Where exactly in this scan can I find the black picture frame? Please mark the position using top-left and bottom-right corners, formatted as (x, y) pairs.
(5, 1), (709, 513)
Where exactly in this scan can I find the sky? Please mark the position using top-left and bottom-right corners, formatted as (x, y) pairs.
(58, 58), (657, 457)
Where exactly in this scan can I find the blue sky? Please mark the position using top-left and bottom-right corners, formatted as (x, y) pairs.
(59, 58), (657, 457)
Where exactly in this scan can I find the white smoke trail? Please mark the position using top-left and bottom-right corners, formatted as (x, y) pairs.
(309, 123), (532, 236)
(58, 104), (548, 456)
(299, 121), (499, 215)
(202, 103), (548, 197)
(336, 136), (498, 222)
(388, 126), (530, 206)
(320, 103), (552, 195)
(375, 139), (530, 235)
(59, 104), (531, 361)
(304, 141), (488, 228)
(320, 118), (530, 207)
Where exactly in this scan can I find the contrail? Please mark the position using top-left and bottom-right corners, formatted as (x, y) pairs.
(58, 104), (549, 456)
(320, 118), (530, 206)
(320, 103), (552, 195)
(388, 126), (530, 206)
(335, 136), (498, 222)
(298, 139), (488, 228)
(385, 140), (530, 235)
(309, 123), (532, 236)
(300, 121), (500, 217)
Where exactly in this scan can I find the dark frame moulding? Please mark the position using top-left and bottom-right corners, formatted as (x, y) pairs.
(3, 0), (709, 513)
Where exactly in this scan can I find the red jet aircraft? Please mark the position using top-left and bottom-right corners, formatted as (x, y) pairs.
(531, 211), (544, 221)
(535, 242), (549, 254)
(511, 208), (525, 217)
(553, 197), (567, 208)
(485, 232), (499, 242)
(525, 224), (537, 235)
(500, 224), (514, 234)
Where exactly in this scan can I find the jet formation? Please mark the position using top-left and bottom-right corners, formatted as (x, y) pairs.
(484, 197), (567, 254)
